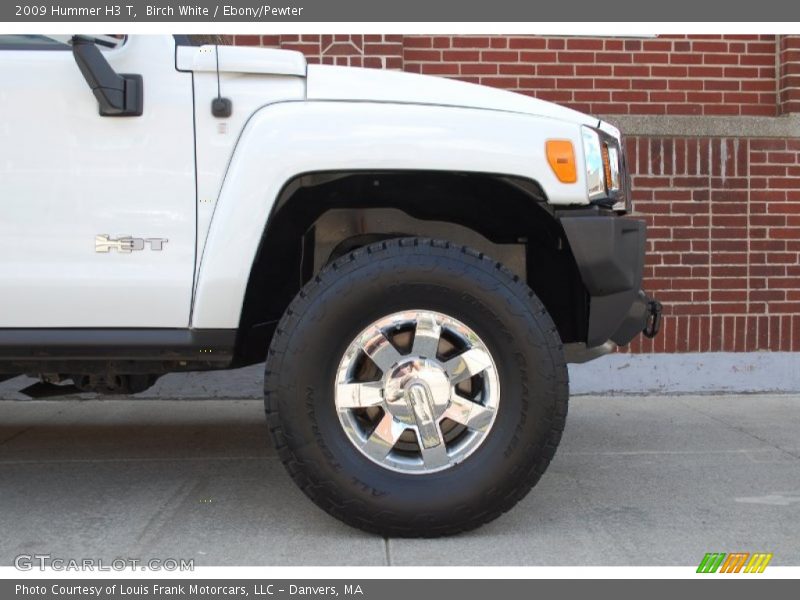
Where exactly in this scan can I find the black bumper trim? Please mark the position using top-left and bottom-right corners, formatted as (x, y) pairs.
(559, 214), (659, 347)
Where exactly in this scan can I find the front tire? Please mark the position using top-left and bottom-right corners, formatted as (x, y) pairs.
(264, 238), (568, 537)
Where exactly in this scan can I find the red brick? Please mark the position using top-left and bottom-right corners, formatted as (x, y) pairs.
(644, 40), (674, 52)
(672, 53), (704, 65)
(419, 64), (459, 75)
(404, 49), (441, 62)
(460, 63), (499, 75)
(519, 51), (558, 63)
(498, 64), (536, 75)
(233, 35), (262, 46)
(452, 37), (491, 48)
(613, 65), (651, 77)
(480, 50), (519, 62)
(403, 37), (433, 48)
(705, 80), (741, 91)
(741, 54), (776, 66)
(567, 38), (604, 50)
(576, 65), (613, 77)
(517, 77), (557, 89)
(692, 41), (730, 52)
(441, 50), (479, 61)
(508, 37), (547, 50)
(537, 64), (575, 77)
(703, 53), (739, 65)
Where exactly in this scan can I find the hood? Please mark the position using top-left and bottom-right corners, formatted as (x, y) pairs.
(306, 64), (599, 127)
(177, 46), (602, 129)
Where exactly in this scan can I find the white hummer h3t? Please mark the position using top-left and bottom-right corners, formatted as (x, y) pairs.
(0, 35), (661, 536)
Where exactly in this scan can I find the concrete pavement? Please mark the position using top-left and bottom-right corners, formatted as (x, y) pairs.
(0, 394), (798, 566)
(3, 352), (800, 401)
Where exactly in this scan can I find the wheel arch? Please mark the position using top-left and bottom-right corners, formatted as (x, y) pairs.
(231, 170), (589, 365)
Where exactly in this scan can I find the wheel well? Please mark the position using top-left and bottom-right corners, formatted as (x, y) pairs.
(234, 171), (588, 365)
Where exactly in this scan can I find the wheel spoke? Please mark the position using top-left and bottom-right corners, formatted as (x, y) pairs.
(336, 381), (384, 409)
(361, 413), (405, 461)
(360, 326), (403, 372)
(443, 395), (495, 433)
(419, 429), (450, 469)
(411, 312), (442, 359)
(443, 347), (493, 385)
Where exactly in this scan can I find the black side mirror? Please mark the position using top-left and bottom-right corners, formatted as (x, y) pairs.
(71, 35), (143, 117)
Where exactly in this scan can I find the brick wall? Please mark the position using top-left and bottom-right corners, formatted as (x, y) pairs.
(625, 137), (800, 353)
(233, 34), (800, 353)
(403, 35), (779, 117)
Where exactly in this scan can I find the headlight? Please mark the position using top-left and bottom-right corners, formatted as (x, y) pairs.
(606, 145), (621, 192)
(581, 125), (629, 212)
(581, 127), (606, 201)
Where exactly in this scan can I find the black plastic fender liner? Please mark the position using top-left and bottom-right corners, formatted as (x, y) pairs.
(558, 215), (647, 347)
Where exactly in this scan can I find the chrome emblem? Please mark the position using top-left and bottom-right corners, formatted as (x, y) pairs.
(95, 235), (168, 253)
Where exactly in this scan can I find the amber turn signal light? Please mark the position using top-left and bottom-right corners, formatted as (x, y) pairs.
(546, 140), (577, 183)
(601, 144), (613, 191)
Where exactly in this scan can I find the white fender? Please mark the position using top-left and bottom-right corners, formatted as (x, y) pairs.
(191, 100), (589, 329)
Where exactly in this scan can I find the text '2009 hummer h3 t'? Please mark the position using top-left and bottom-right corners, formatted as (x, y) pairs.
(0, 34), (661, 537)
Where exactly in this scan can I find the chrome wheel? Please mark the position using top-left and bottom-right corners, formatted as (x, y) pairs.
(335, 310), (500, 474)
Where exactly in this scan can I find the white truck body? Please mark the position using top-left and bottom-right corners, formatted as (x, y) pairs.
(1, 36), (606, 329)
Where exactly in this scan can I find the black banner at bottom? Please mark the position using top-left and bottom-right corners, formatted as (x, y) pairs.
(3, 579), (796, 600)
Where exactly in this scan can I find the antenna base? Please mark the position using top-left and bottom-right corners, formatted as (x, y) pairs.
(211, 97), (232, 118)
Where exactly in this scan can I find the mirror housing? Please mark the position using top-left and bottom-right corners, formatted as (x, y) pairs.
(71, 36), (143, 117)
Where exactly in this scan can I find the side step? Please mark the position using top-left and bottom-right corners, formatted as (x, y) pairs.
(0, 328), (236, 363)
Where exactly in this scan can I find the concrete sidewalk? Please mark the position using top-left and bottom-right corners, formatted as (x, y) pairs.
(0, 394), (798, 566)
(2, 353), (800, 401)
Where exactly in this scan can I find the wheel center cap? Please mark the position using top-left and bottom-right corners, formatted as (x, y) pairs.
(383, 358), (451, 427)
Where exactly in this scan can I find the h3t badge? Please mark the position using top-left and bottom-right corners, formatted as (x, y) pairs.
(95, 234), (168, 253)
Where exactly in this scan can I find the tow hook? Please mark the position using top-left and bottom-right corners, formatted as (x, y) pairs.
(643, 299), (662, 338)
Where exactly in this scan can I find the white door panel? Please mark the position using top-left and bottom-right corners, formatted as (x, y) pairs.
(0, 35), (195, 327)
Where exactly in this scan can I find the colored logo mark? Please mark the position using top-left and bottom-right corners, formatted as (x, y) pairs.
(697, 552), (773, 573)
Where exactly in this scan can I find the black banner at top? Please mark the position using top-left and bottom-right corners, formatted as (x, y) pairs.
(2, 0), (800, 22)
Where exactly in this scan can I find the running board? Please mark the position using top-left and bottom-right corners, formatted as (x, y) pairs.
(0, 329), (236, 363)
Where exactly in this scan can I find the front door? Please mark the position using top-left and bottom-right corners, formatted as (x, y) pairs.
(0, 35), (196, 327)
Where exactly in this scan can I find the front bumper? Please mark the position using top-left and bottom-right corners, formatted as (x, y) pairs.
(559, 212), (661, 354)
